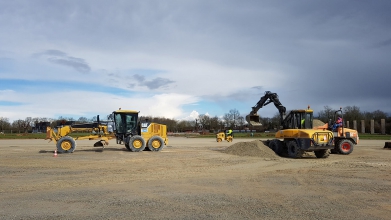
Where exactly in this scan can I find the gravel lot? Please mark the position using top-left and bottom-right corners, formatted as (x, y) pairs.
(1, 137), (391, 220)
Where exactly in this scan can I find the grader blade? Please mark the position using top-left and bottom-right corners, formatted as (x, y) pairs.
(93, 141), (104, 147)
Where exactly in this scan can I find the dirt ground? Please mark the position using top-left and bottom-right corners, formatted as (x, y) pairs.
(1, 137), (391, 220)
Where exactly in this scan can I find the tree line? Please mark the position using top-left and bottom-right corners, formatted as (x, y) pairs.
(0, 106), (390, 134)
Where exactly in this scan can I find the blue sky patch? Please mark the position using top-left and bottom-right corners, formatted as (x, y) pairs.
(0, 79), (133, 96)
(0, 101), (23, 106)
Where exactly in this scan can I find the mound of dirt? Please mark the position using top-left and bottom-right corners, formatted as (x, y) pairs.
(223, 140), (280, 159)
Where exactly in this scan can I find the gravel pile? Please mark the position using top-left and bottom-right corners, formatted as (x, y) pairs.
(313, 119), (326, 127)
(223, 140), (280, 159)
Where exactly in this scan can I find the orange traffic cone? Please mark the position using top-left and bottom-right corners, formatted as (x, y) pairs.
(53, 149), (58, 157)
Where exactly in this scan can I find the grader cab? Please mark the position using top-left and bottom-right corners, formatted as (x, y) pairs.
(112, 110), (168, 152)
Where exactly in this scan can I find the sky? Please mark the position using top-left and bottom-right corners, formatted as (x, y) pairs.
(1, 0), (391, 123)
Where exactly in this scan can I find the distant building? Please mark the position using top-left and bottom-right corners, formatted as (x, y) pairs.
(32, 122), (51, 133)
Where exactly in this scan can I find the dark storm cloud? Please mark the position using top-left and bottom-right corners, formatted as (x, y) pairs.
(133, 74), (175, 90)
(32, 50), (91, 73)
(374, 38), (391, 48)
(1, 0), (391, 116)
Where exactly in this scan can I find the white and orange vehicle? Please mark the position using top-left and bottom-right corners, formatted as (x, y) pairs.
(314, 108), (359, 155)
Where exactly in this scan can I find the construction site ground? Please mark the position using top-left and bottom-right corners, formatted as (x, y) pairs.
(1, 137), (391, 220)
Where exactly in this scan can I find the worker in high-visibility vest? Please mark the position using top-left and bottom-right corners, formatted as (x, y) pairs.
(226, 129), (233, 137)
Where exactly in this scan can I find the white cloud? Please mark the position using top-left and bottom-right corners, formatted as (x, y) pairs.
(0, 89), (199, 122)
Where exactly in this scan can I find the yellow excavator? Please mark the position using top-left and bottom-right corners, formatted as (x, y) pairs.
(246, 91), (334, 158)
(46, 109), (168, 153)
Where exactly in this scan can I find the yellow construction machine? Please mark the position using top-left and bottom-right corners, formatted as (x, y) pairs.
(46, 109), (168, 153)
(216, 132), (233, 142)
(246, 91), (334, 158)
(313, 108), (359, 155)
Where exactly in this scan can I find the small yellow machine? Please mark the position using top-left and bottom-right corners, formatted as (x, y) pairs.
(216, 132), (233, 142)
(46, 109), (168, 153)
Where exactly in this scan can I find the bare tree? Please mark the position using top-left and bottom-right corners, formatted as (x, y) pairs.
(372, 110), (388, 121)
(222, 113), (232, 128)
(12, 120), (25, 133)
(237, 116), (245, 128)
(271, 113), (281, 130)
(78, 117), (89, 123)
(316, 106), (335, 123)
(208, 116), (220, 132)
(22, 117), (33, 133)
(343, 106), (362, 122)
(198, 114), (210, 130)
(223, 109), (241, 128)
(0, 117), (11, 132)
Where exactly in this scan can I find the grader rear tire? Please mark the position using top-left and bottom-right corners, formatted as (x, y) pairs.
(56, 136), (76, 153)
(147, 136), (165, 151)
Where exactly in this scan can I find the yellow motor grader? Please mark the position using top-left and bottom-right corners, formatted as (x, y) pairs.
(46, 109), (168, 153)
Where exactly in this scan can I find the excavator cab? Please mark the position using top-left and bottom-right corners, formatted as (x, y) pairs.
(282, 109), (313, 129)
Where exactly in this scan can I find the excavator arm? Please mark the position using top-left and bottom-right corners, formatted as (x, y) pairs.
(246, 91), (286, 126)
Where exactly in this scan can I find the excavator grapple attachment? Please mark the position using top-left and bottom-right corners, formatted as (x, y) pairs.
(246, 114), (262, 126)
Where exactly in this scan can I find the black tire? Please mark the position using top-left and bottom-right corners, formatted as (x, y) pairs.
(337, 139), (354, 155)
(314, 149), (330, 158)
(56, 136), (76, 153)
(268, 139), (283, 155)
(147, 136), (165, 151)
(127, 135), (146, 152)
(330, 148), (338, 154)
(125, 143), (130, 151)
(287, 140), (303, 158)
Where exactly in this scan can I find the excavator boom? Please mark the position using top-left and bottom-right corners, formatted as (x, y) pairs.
(246, 91), (286, 126)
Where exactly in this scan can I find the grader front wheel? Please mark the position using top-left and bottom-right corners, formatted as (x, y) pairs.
(56, 136), (76, 153)
(128, 135), (146, 152)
